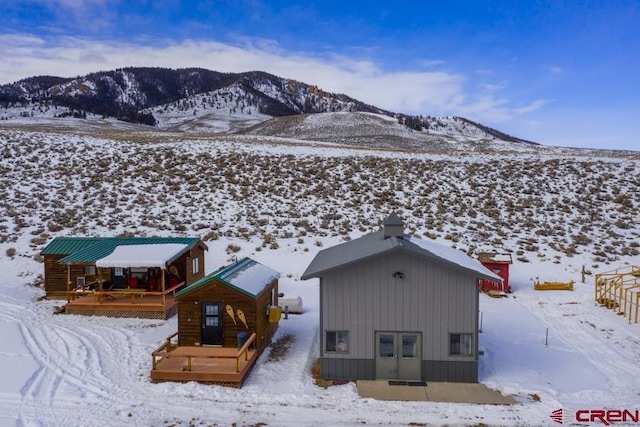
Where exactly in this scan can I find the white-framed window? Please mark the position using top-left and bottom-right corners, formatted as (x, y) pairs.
(192, 257), (199, 274)
(84, 265), (96, 276)
(114, 267), (124, 277)
(449, 333), (473, 356)
(326, 331), (349, 353)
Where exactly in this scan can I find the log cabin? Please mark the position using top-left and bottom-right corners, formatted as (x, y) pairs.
(41, 236), (208, 319)
(150, 257), (281, 387)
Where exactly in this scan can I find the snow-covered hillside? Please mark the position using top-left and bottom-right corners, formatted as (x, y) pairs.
(1, 67), (538, 145)
(243, 111), (540, 150)
(144, 83), (272, 133)
(0, 123), (639, 426)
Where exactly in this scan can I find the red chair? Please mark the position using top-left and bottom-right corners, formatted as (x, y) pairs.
(169, 277), (179, 288)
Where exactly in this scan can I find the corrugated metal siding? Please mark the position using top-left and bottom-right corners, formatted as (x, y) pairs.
(320, 359), (477, 382)
(321, 358), (375, 380)
(321, 249), (478, 362)
(423, 360), (478, 383)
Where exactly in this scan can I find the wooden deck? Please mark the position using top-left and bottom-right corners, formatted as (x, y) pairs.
(151, 332), (258, 387)
(64, 291), (177, 319)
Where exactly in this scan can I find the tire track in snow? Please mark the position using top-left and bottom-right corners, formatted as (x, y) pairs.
(5, 302), (146, 426)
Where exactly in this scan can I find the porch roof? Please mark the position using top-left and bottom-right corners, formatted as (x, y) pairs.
(95, 243), (189, 268)
(57, 237), (204, 265)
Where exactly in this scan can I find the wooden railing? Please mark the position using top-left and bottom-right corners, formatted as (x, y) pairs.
(151, 332), (257, 373)
(67, 281), (186, 304)
(151, 332), (180, 369)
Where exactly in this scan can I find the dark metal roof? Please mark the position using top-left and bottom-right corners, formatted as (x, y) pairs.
(42, 237), (206, 264)
(176, 257), (280, 299)
(301, 229), (501, 282)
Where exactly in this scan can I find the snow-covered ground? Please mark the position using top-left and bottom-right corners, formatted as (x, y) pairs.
(0, 123), (639, 426)
(2, 239), (640, 427)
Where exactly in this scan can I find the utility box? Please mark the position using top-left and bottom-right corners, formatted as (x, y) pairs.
(278, 295), (303, 314)
(269, 306), (282, 323)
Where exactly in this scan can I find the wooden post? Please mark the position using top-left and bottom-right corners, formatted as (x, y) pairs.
(66, 266), (71, 302)
(545, 328), (549, 346)
(161, 268), (166, 307)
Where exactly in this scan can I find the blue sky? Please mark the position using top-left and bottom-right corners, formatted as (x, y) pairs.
(1, 0), (638, 150)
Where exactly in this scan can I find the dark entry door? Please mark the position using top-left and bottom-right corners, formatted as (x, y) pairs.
(111, 267), (126, 289)
(201, 302), (223, 346)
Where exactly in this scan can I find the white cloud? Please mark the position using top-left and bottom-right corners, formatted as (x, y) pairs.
(28, 0), (116, 31)
(417, 59), (447, 68)
(514, 99), (550, 114)
(36, 0), (112, 8)
(549, 66), (563, 74)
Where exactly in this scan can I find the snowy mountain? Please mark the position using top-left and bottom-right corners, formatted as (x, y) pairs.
(0, 67), (536, 147)
(0, 67), (387, 126)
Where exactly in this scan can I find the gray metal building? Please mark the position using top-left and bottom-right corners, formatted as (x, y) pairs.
(301, 212), (501, 383)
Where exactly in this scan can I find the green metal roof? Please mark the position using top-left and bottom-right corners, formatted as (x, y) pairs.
(41, 237), (204, 264)
(176, 257), (280, 299)
(40, 237), (107, 255)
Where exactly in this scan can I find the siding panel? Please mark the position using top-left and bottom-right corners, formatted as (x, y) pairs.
(320, 247), (479, 382)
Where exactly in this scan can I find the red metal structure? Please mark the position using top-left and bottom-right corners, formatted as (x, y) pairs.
(478, 252), (513, 293)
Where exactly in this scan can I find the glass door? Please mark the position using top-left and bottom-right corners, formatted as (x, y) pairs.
(375, 332), (422, 381)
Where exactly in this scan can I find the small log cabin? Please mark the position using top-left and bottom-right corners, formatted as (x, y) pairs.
(40, 236), (208, 318)
(174, 257), (281, 354)
(150, 258), (281, 387)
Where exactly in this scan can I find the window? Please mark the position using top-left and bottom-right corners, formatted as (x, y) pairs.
(205, 304), (219, 316)
(449, 333), (473, 356)
(192, 257), (199, 274)
(114, 267), (124, 277)
(402, 335), (418, 358)
(326, 331), (348, 353)
(378, 334), (395, 358)
(84, 265), (96, 276)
